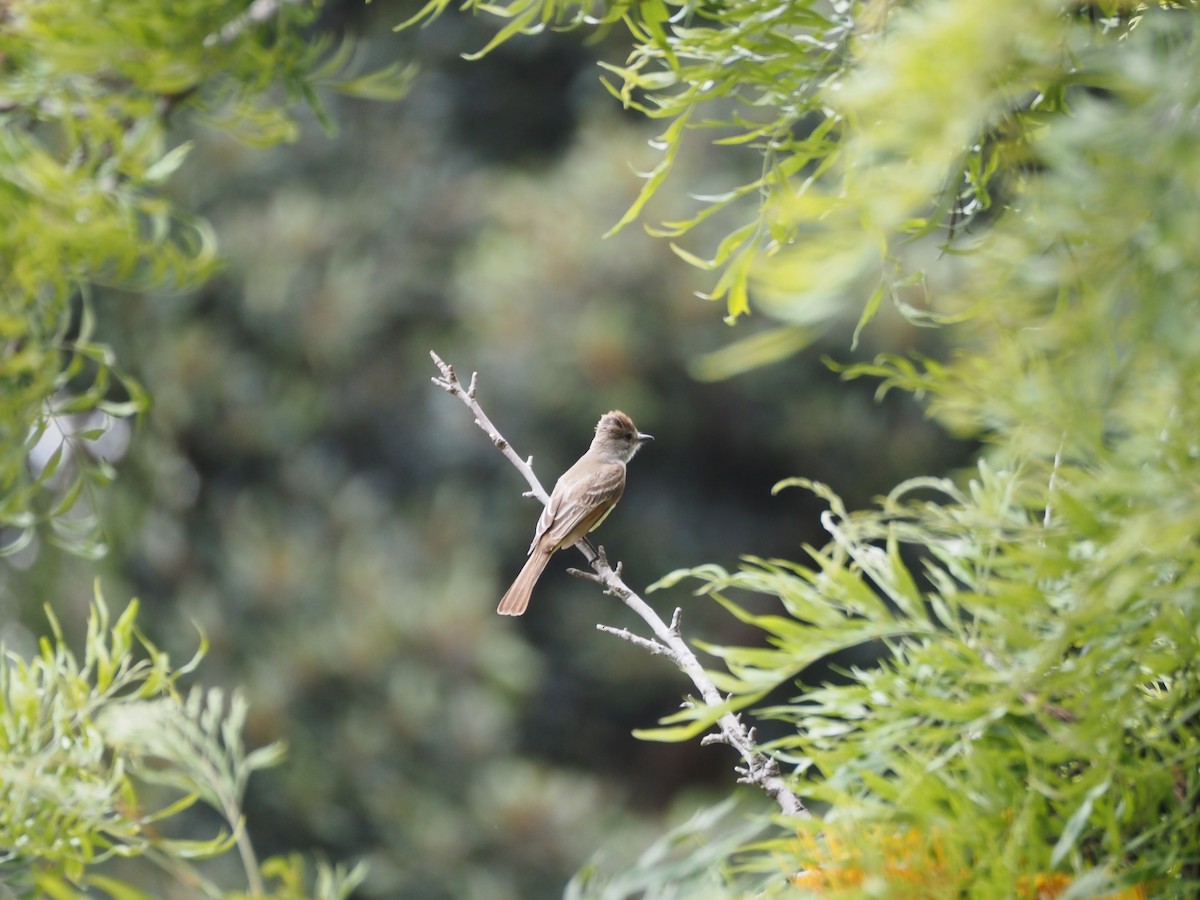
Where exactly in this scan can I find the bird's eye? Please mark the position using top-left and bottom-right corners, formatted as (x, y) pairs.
(622, 432), (633, 441)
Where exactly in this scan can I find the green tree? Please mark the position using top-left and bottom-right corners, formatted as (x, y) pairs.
(407, 1), (1200, 896)
(0, 587), (366, 897)
(0, 0), (405, 894)
(0, 0), (406, 557)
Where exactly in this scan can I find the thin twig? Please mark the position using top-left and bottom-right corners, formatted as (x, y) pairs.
(430, 350), (807, 818)
(195, 756), (264, 896)
(596, 624), (672, 657)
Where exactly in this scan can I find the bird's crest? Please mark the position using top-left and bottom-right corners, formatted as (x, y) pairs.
(597, 410), (638, 435)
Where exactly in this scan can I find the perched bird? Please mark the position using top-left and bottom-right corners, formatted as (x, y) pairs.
(498, 410), (653, 616)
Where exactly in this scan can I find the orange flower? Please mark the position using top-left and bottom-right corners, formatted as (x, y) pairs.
(789, 828), (1146, 898)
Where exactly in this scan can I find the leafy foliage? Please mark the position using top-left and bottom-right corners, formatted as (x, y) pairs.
(660, 465), (1198, 893)
(0, 0), (410, 558)
(0, 586), (365, 898)
(647, 9), (1200, 898)
(396, 0), (1200, 895)
(398, 0), (856, 325)
(565, 798), (775, 899)
(397, 0), (1139, 335)
(0, 2), (416, 891)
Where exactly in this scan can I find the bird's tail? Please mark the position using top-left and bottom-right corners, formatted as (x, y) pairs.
(497, 548), (552, 616)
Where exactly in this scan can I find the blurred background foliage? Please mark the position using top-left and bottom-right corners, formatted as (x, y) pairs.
(2, 0), (966, 897)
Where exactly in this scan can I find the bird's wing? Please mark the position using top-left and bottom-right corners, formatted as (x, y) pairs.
(531, 460), (626, 553)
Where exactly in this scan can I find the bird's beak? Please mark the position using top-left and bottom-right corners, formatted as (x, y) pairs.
(637, 431), (654, 443)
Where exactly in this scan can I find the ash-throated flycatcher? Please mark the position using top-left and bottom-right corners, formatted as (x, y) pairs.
(498, 410), (653, 616)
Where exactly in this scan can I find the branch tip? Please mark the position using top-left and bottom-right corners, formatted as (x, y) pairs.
(597, 623), (671, 656)
(566, 567), (604, 586)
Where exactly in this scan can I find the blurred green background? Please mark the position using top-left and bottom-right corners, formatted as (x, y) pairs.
(2, 1), (968, 897)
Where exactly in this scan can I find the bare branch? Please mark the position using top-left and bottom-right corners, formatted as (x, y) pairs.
(596, 624), (672, 657)
(431, 350), (808, 818)
(566, 567), (607, 588)
(430, 350), (552, 507)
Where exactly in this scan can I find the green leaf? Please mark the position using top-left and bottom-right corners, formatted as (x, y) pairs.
(603, 109), (692, 237)
(1050, 777), (1111, 868)
(81, 875), (156, 900)
(851, 279), (886, 350)
(143, 141), (193, 183)
(632, 690), (765, 743)
(689, 325), (820, 381)
(462, 0), (545, 61)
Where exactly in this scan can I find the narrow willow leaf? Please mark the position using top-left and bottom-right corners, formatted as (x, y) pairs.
(138, 790), (203, 825)
(143, 142), (193, 184)
(80, 876), (156, 900)
(48, 473), (86, 518)
(632, 690), (767, 743)
(156, 830), (239, 860)
(689, 326), (819, 381)
(1050, 777), (1111, 868)
(881, 537), (924, 621)
(244, 741), (288, 774)
(646, 562), (732, 593)
(391, 0), (458, 30)
(604, 110), (691, 237)
(463, 0), (545, 61)
(851, 279), (886, 350)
